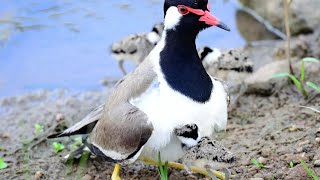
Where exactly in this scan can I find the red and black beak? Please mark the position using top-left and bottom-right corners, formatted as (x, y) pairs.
(198, 10), (230, 31)
(177, 4), (230, 32)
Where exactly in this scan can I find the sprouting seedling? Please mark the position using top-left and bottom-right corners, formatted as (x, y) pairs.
(307, 82), (320, 93)
(34, 123), (44, 135)
(0, 158), (8, 170)
(300, 160), (319, 180)
(251, 159), (269, 169)
(273, 57), (320, 99)
(157, 152), (169, 180)
(290, 161), (294, 168)
(70, 137), (83, 151)
(52, 142), (65, 154)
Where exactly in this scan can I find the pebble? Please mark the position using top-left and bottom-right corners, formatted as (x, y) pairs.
(82, 174), (93, 180)
(298, 140), (310, 147)
(258, 157), (268, 164)
(316, 138), (320, 144)
(261, 149), (272, 157)
(250, 178), (263, 180)
(55, 113), (65, 122)
(285, 164), (308, 180)
(314, 160), (320, 167)
(34, 171), (44, 180)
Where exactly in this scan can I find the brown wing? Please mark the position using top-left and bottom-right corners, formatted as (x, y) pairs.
(90, 57), (156, 161)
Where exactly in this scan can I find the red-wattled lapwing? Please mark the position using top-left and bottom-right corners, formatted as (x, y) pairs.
(49, 0), (230, 179)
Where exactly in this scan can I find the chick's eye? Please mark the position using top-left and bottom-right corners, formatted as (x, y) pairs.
(178, 6), (189, 15)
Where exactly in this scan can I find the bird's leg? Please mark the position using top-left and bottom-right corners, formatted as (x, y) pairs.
(229, 82), (248, 111)
(205, 165), (218, 180)
(118, 60), (127, 75)
(140, 157), (226, 180)
(223, 168), (231, 180)
(111, 164), (121, 180)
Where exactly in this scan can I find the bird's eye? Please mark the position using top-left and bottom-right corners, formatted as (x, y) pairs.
(178, 5), (190, 15)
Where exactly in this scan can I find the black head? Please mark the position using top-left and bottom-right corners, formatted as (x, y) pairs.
(163, 0), (230, 32)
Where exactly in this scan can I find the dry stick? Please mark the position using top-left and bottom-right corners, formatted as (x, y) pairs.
(234, 1), (286, 40)
(300, 106), (320, 113)
(283, 0), (294, 75)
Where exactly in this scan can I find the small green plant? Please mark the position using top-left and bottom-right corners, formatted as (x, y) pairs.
(70, 137), (83, 151)
(307, 82), (320, 93)
(290, 161), (294, 168)
(34, 123), (44, 135)
(52, 142), (65, 154)
(300, 160), (319, 180)
(157, 152), (169, 180)
(273, 57), (320, 99)
(0, 158), (8, 170)
(251, 158), (269, 169)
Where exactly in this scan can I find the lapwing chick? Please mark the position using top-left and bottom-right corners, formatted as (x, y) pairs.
(198, 46), (222, 69)
(182, 137), (236, 180)
(200, 48), (254, 108)
(49, 0), (230, 179)
(174, 123), (201, 150)
(111, 23), (164, 75)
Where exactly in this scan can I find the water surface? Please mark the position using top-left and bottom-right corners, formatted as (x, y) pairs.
(0, 0), (246, 98)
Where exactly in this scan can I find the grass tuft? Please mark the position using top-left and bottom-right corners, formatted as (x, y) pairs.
(157, 152), (169, 180)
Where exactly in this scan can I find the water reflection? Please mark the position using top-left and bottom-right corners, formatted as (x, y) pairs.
(0, 0), (275, 98)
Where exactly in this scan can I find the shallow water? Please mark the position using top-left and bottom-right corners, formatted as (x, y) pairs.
(0, 0), (247, 98)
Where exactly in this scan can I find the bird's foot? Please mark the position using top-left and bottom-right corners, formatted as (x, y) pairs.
(140, 157), (227, 179)
(111, 164), (121, 180)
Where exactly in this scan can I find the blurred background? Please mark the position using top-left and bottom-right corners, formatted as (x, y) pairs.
(0, 0), (282, 98)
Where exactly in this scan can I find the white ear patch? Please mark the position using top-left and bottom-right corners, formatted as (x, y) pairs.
(164, 7), (183, 30)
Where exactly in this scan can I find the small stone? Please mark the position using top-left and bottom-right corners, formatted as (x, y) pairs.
(316, 138), (320, 144)
(298, 140), (310, 147)
(82, 174), (93, 180)
(56, 113), (65, 122)
(288, 125), (299, 132)
(34, 171), (44, 180)
(0, 133), (10, 139)
(258, 157), (268, 164)
(250, 178), (263, 180)
(296, 147), (303, 153)
(261, 149), (272, 157)
(285, 164), (309, 180)
(314, 160), (320, 167)
(254, 173), (264, 178)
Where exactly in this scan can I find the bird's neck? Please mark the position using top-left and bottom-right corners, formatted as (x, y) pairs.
(158, 28), (213, 103)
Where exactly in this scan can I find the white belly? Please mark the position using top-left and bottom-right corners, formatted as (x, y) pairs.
(130, 77), (228, 161)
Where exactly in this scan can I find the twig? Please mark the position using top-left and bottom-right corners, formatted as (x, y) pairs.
(300, 106), (320, 113)
(283, 0), (294, 75)
(233, 1), (286, 40)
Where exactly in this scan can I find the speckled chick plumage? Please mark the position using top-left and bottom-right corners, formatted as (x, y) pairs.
(182, 136), (236, 170)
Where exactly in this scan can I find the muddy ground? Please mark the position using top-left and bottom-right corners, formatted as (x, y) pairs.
(0, 74), (319, 180)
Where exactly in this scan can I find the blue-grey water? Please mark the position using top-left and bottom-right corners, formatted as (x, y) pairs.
(0, 0), (246, 98)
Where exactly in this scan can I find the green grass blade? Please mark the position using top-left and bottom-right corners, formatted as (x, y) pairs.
(0, 158), (8, 170)
(300, 160), (319, 180)
(300, 60), (305, 82)
(157, 152), (165, 179)
(302, 57), (320, 63)
(164, 161), (169, 180)
(272, 72), (291, 78)
(307, 82), (320, 92)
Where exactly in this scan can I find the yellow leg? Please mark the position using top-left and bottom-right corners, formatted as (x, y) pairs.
(140, 157), (231, 180)
(111, 164), (121, 180)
